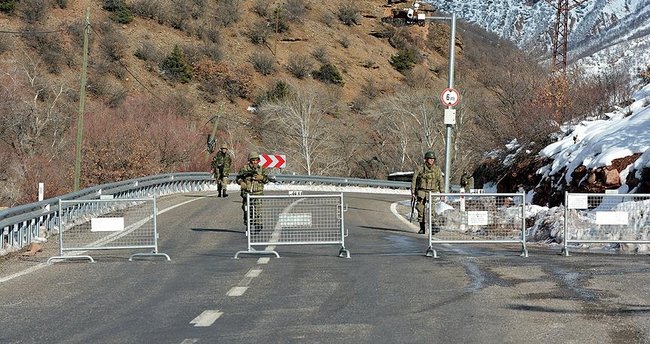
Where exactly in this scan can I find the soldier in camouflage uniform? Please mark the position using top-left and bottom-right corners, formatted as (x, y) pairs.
(211, 143), (232, 197)
(460, 170), (474, 192)
(411, 151), (444, 234)
(236, 152), (269, 229)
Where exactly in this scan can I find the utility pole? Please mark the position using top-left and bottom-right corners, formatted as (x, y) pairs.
(206, 103), (225, 154)
(73, 8), (90, 191)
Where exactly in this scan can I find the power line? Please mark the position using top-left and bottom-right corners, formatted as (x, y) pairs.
(215, 113), (395, 147)
(0, 28), (66, 34)
(88, 25), (163, 102)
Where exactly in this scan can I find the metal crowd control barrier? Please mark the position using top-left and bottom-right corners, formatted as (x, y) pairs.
(563, 192), (650, 256)
(425, 192), (528, 258)
(47, 198), (170, 263)
(234, 193), (349, 258)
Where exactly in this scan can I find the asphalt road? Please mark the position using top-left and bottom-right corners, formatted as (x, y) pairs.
(1, 191), (649, 343)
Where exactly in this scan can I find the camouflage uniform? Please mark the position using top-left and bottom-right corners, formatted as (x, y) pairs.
(211, 144), (232, 197)
(236, 152), (269, 228)
(411, 151), (444, 234)
(460, 171), (474, 192)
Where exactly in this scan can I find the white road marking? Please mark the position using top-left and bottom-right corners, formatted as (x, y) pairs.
(190, 310), (223, 327)
(245, 268), (262, 278)
(390, 201), (418, 230)
(227, 286), (248, 296)
(0, 264), (48, 284)
(257, 257), (270, 264)
(180, 339), (199, 344)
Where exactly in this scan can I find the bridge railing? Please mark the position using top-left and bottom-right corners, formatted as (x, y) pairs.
(0, 173), (214, 253)
(0, 173), (411, 253)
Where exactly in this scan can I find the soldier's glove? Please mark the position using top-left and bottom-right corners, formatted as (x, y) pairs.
(254, 174), (264, 181)
(239, 181), (246, 187)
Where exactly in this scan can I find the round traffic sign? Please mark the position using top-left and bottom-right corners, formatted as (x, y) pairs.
(440, 88), (461, 107)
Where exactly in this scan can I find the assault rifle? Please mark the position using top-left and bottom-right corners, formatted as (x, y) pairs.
(409, 196), (416, 222)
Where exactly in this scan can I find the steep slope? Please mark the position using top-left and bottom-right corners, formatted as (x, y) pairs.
(425, 0), (650, 75)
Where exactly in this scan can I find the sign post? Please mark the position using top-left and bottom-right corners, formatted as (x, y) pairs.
(426, 13), (457, 193)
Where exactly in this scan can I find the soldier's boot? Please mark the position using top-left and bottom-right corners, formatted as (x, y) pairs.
(418, 221), (426, 234)
(217, 189), (222, 197)
(222, 190), (228, 197)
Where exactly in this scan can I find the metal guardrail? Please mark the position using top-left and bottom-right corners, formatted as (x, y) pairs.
(0, 173), (410, 252)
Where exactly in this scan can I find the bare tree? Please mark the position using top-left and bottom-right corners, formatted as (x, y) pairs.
(368, 86), (446, 172)
(0, 50), (74, 205)
(256, 83), (339, 175)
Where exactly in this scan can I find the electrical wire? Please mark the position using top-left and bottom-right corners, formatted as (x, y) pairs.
(88, 25), (163, 102)
(0, 28), (66, 34)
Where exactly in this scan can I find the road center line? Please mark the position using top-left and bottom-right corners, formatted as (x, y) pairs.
(190, 310), (223, 327)
(245, 268), (262, 278)
(227, 286), (248, 296)
(179, 339), (199, 344)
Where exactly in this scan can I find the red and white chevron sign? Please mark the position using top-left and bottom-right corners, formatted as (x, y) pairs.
(258, 154), (286, 169)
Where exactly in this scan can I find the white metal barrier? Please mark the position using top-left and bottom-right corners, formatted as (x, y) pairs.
(563, 192), (650, 256)
(47, 198), (170, 263)
(234, 193), (349, 258)
(425, 192), (528, 258)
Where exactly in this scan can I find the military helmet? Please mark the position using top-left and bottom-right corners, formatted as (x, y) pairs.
(248, 151), (260, 160)
(220, 143), (228, 149)
(424, 151), (436, 159)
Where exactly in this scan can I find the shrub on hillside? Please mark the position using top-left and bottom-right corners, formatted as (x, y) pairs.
(177, 42), (222, 66)
(194, 59), (252, 102)
(94, 57), (126, 79)
(640, 65), (650, 85)
(270, 7), (291, 33)
(312, 63), (344, 86)
(336, 2), (360, 26)
(102, 0), (133, 24)
(0, 35), (12, 55)
(389, 49), (419, 74)
(255, 80), (292, 105)
(0, 0), (17, 14)
(251, 0), (269, 17)
(18, 0), (48, 24)
(286, 54), (313, 79)
(250, 51), (276, 76)
(134, 40), (162, 62)
(339, 36), (350, 48)
(99, 25), (127, 62)
(130, 0), (160, 19)
(283, 0), (308, 22)
(195, 23), (221, 44)
(22, 28), (66, 74)
(311, 46), (328, 64)
(215, 0), (241, 27)
(160, 45), (192, 83)
(247, 20), (271, 45)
